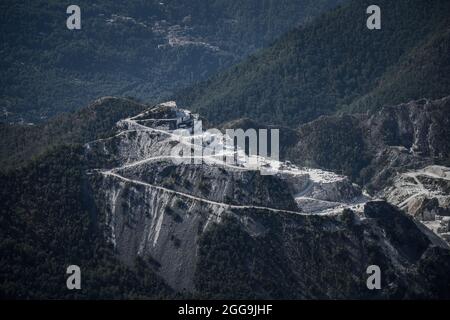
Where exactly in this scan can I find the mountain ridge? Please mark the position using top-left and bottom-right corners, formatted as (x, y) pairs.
(1, 97), (450, 298)
(0, 0), (343, 123)
(178, 0), (450, 127)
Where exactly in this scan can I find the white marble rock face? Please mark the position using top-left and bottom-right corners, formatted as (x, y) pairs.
(85, 101), (372, 291)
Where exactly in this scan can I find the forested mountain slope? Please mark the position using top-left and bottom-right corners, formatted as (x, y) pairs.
(287, 96), (450, 188)
(0, 97), (147, 170)
(178, 0), (450, 127)
(0, 0), (342, 123)
(2, 97), (450, 299)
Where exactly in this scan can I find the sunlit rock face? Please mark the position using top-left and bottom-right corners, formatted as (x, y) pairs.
(284, 96), (450, 246)
(290, 96), (450, 191)
(83, 100), (450, 298)
(382, 165), (450, 244)
(85, 101), (366, 290)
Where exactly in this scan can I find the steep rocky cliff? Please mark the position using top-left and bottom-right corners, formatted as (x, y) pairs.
(82, 99), (450, 297)
(290, 96), (450, 188)
(85, 101), (366, 291)
(1, 96), (449, 298)
(288, 96), (450, 246)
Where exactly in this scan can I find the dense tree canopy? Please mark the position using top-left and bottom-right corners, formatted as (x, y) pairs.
(0, 0), (342, 123)
(178, 0), (450, 127)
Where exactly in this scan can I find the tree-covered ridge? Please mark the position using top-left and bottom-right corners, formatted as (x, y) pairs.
(0, 96), (449, 299)
(195, 207), (450, 299)
(287, 96), (450, 190)
(0, 0), (343, 123)
(347, 27), (450, 113)
(178, 0), (450, 127)
(0, 145), (174, 299)
(0, 97), (147, 170)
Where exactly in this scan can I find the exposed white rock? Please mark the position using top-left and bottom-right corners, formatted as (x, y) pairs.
(382, 165), (450, 243)
(86, 101), (370, 290)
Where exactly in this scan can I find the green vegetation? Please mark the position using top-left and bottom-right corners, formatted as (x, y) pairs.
(287, 114), (369, 179)
(194, 212), (371, 299)
(0, 0), (342, 123)
(0, 145), (173, 298)
(195, 208), (450, 299)
(0, 97), (147, 170)
(179, 0), (450, 127)
(1, 0), (449, 300)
